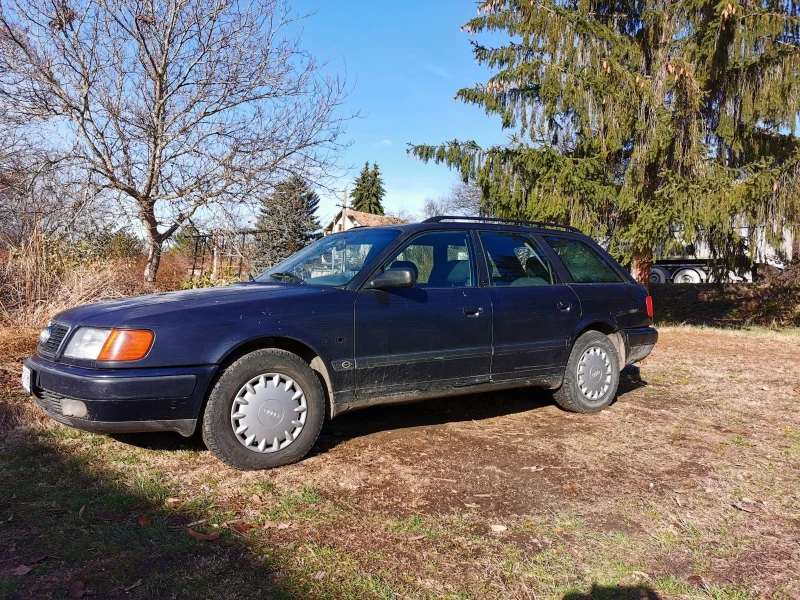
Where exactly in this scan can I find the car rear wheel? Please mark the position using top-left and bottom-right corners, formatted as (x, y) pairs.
(202, 349), (325, 470)
(553, 331), (620, 413)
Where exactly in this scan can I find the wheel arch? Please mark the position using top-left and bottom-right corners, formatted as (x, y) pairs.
(213, 335), (334, 420)
(571, 321), (626, 367)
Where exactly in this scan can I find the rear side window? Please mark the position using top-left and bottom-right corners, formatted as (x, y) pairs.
(479, 231), (556, 286)
(544, 236), (622, 283)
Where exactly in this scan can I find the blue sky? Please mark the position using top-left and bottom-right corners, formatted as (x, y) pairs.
(299, 0), (508, 224)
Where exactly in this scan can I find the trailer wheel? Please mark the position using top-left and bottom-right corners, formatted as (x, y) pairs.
(649, 266), (670, 284)
(672, 268), (703, 284)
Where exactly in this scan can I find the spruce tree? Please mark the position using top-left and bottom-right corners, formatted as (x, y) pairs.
(410, 1), (800, 286)
(252, 175), (321, 271)
(351, 162), (386, 215)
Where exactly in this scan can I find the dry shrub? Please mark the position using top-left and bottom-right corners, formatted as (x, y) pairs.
(652, 264), (800, 328)
(0, 229), (193, 328)
(0, 258), (146, 328)
(741, 263), (800, 327)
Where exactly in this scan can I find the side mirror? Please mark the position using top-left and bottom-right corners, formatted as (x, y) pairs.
(363, 267), (416, 290)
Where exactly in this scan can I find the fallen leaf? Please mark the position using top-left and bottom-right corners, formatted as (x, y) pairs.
(473, 493), (492, 498)
(522, 466), (544, 472)
(232, 522), (256, 533)
(554, 526), (564, 534)
(165, 497), (183, 506)
(674, 496), (683, 507)
(124, 579), (142, 592)
(408, 535), (425, 541)
(563, 484), (577, 495)
(262, 520), (278, 528)
(68, 581), (86, 598)
(277, 523), (290, 530)
(464, 503), (479, 508)
(490, 524), (507, 533)
(28, 554), (47, 564)
(188, 528), (220, 541)
(138, 516), (152, 526)
(251, 494), (263, 503)
(78, 505), (85, 519)
(11, 565), (31, 576)
(313, 570), (326, 580)
(732, 502), (755, 513)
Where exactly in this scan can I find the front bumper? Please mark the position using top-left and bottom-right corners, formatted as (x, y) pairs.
(621, 327), (658, 365)
(23, 355), (217, 437)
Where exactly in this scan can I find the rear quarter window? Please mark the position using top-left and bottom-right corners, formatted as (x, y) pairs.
(544, 236), (622, 283)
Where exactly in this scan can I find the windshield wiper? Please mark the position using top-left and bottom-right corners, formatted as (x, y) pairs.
(268, 271), (306, 285)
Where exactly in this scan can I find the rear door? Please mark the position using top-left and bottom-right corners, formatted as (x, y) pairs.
(354, 229), (493, 397)
(477, 230), (581, 381)
(541, 235), (644, 329)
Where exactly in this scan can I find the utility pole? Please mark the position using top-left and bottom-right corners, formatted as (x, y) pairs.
(341, 189), (348, 231)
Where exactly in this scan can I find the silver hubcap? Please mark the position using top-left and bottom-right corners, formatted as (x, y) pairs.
(230, 373), (307, 453)
(577, 346), (612, 402)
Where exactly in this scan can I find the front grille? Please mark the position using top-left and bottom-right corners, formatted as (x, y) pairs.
(35, 390), (64, 416)
(38, 323), (69, 357)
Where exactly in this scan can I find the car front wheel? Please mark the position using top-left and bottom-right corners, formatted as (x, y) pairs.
(553, 331), (620, 413)
(202, 349), (325, 470)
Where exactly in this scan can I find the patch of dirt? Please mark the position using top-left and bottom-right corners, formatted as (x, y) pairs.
(2, 326), (800, 599)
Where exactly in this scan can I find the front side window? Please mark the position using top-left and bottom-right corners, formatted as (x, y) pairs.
(384, 230), (476, 288)
(479, 231), (556, 286)
(256, 228), (400, 287)
(544, 236), (622, 283)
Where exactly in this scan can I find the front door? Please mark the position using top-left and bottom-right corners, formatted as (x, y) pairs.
(477, 230), (581, 381)
(354, 230), (492, 399)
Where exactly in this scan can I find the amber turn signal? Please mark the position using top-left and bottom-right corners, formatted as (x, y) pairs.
(97, 329), (154, 361)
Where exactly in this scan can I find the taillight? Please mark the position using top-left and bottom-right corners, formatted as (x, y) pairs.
(645, 295), (654, 319)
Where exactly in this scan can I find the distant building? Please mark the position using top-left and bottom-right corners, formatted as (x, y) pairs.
(323, 208), (408, 235)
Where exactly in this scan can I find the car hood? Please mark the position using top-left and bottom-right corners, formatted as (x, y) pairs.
(52, 283), (338, 328)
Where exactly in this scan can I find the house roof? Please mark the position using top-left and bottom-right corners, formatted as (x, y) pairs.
(324, 209), (408, 231)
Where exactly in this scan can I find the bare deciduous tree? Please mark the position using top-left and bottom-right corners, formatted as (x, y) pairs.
(0, 126), (103, 247)
(423, 181), (486, 219)
(0, 0), (350, 282)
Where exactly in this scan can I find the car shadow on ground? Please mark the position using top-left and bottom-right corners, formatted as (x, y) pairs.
(562, 585), (662, 599)
(112, 366), (647, 453)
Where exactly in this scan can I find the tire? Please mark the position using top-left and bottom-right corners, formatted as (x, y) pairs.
(553, 331), (620, 414)
(649, 266), (670, 284)
(201, 349), (325, 470)
(672, 268), (702, 284)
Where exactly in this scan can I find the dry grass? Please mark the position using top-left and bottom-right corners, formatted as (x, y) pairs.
(0, 230), (192, 328)
(1, 327), (799, 599)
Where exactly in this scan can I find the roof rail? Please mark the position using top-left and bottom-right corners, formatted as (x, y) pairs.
(422, 215), (582, 233)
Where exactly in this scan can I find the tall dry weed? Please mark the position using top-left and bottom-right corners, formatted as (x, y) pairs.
(0, 227), (191, 328)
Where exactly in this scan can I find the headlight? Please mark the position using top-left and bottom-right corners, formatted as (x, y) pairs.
(63, 328), (111, 359)
(63, 328), (154, 361)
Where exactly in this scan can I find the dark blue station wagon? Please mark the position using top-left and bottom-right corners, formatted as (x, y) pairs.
(23, 217), (657, 470)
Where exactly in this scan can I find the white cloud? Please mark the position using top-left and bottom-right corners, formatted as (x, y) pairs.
(373, 139), (393, 147)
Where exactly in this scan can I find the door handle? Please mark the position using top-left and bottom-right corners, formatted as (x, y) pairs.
(463, 306), (483, 317)
(557, 301), (571, 311)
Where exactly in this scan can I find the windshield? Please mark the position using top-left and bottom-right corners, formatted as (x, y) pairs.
(254, 228), (401, 287)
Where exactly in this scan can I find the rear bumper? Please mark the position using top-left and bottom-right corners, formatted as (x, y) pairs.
(621, 327), (658, 365)
(23, 355), (217, 437)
